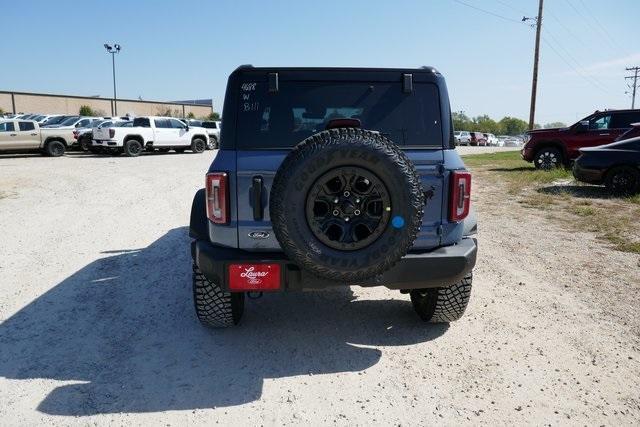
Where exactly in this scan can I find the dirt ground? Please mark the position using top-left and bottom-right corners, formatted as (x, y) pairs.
(0, 149), (638, 425)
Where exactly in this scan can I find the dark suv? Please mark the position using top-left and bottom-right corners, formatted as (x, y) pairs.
(189, 66), (477, 327)
(522, 109), (640, 169)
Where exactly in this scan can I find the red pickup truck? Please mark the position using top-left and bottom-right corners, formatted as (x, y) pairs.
(521, 109), (640, 169)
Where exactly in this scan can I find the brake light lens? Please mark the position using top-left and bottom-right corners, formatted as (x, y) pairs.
(206, 172), (229, 224)
(109, 128), (115, 138)
(449, 170), (471, 222)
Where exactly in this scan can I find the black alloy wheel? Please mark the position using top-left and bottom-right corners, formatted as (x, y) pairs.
(305, 166), (391, 251)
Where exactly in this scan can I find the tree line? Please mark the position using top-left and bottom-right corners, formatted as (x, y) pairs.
(452, 112), (566, 135)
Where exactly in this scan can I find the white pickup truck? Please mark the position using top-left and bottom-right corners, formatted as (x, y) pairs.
(92, 116), (209, 156)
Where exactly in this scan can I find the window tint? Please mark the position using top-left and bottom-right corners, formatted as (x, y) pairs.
(0, 122), (15, 132)
(18, 121), (35, 131)
(610, 111), (640, 129)
(169, 119), (186, 129)
(76, 119), (91, 127)
(589, 114), (611, 130)
(154, 119), (171, 128)
(133, 118), (150, 127)
(236, 81), (442, 148)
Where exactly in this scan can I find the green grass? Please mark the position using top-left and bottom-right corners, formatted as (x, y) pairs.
(463, 151), (572, 193)
(464, 150), (640, 255)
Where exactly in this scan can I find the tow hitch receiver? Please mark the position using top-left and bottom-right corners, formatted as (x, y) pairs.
(228, 263), (281, 291)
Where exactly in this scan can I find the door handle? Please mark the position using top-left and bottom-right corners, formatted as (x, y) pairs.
(30, 133), (38, 136)
(252, 176), (263, 220)
(10, 133), (17, 136)
(599, 133), (610, 136)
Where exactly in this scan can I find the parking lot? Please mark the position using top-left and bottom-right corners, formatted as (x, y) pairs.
(0, 149), (638, 425)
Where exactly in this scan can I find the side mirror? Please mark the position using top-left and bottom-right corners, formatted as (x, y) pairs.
(575, 120), (589, 132)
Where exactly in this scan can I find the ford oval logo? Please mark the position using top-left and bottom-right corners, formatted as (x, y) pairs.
(248, 231), (270, 239)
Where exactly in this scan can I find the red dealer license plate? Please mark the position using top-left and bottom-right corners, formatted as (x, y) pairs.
(228, 264), (281, 291)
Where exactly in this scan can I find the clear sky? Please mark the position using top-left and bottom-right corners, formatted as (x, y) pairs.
(1, 0), (638, 124)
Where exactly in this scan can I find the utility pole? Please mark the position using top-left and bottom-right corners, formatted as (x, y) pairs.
(625, 66), (639, 109)
(104, 43), (122, 115)
(525, 0), (544, 130)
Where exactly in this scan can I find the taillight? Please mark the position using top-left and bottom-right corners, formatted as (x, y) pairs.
(206, 172), (229, 224)
(449, 170), (471, 222)
(109, 128), (115, 138)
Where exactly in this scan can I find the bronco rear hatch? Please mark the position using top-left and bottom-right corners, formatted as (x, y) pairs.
(230, 68), (448, 251)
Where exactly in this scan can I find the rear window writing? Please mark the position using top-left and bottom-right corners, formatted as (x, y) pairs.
(236, 81), (442, 148)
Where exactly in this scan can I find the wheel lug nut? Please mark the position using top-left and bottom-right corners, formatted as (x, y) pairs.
(355, 198), (360, 203)
(343, 191), (350, 197)
(345, 217), (350, 222)
(332, 210), (339, 216)
(334, 198), (339, 203)
(354, 209), (361, 216)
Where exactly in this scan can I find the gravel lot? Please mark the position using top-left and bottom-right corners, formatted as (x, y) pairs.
(0, 148), (638, 425)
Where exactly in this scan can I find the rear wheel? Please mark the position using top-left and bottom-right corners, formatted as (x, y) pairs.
(45, 140), (65, 157)
(410, 273), (472, 323)
(605, 166), (640, 195)
(80, 136), (92, 151)
(193, 263), (244, 328)
(191, 138), (206, 153)
(124, 139), (143, 157)
(534, 147), (562, 170)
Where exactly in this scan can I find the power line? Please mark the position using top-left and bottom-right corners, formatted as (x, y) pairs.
(491, 0), (529, 16)
(451, 0), (522, 23)
(576, 0), (625, 54)
(541, 36), (608, 94)
(563, 0), (621, 54)
(543, 28), (610, 92)
(545, 9), (585, 47)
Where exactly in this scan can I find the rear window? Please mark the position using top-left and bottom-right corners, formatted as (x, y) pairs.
(133, 118), (150, 128)
(19, 121), (35, 131)
(236, 80), (442, 148)
(610, 111), (640, 129)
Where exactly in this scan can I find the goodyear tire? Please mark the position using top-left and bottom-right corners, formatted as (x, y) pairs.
(124, 139), (142, 157)
(270, 128), (424, 282)
(410, 273), (472, 322)
(193, 263), (244, 328)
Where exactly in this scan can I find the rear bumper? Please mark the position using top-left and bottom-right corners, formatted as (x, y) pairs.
(92, 140), (120, 147)
(192, 237), (478, 292)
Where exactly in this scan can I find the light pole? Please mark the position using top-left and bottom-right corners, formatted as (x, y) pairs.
(104, 43), (121, 115)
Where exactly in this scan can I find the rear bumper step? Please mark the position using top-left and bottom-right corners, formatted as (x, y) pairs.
(192, 238), (477, 291)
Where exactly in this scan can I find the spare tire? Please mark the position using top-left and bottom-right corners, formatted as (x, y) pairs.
(270, 128), (424, 282)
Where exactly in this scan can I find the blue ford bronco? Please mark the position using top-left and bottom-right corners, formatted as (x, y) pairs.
(189, 66), (477, 327)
